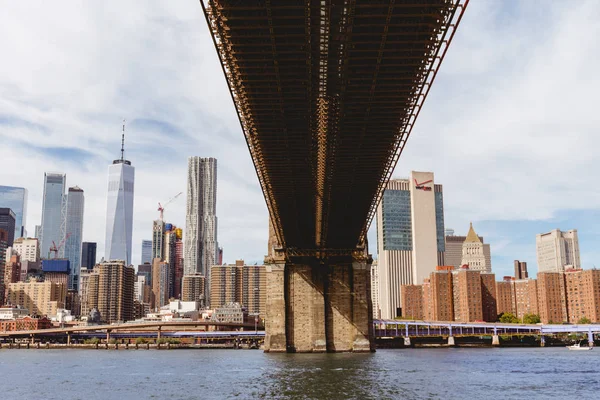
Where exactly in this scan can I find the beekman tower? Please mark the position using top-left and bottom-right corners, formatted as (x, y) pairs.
(105, 121), (135, 265)
(184, 157), (218, 301)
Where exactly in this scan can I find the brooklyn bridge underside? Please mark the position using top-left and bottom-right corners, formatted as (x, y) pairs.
(201, 0), (468, 352)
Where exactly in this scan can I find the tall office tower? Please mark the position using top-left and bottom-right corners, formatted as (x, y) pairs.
(105, 123), (135, 265)
(152, 220), (165, 260)
(79, 269), (96, 316)
(40, 173), (66, 258)
(460, 223), (490, 273)
(0, 208), (16, 246)
(34, 225), (41, 240)
(565, 269), (600, 324)
(537, 272), (568, 324)
(184, 157), (218, 299)
(81, 242), (97, 271)
(452, 267), (483, 322)
(445, 232), (492, 270)
(12, 237), (40, 279)
(480, 273), (497, 322)
(163, 226), (183, 299)
(514, 260), (528, 279)
(141, 240), (152, 264)
(536, 229), (580, 273)
(63, 187), (84, 291)
(95, 260), (135, 323)
(0, 186), (28, 238)
(3, 254), (21, 303)
(376, 171), (445, 319)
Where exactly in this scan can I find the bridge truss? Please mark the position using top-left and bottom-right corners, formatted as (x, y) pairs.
(202, 0), (468, 254)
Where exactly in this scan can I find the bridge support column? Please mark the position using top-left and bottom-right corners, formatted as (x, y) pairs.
(588, 330), (594, 347)
(264, 262), (287, 352)
(447, 336), (455, 346)
(492, 335), (500, 346)
(540, 335), (545, 347)
(404, 337), (411, 346)
(264, 252), (374, 353)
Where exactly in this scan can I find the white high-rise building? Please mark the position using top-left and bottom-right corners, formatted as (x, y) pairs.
(64, 186), (85, 291)
(376, 171), (445, 320)
(105, 124), (135, 265)
(536, 229), (580, 273)
(184, 157), (218, 300)
(40, 173), (66, 259)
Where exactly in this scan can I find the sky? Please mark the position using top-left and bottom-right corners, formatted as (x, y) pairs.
(1, 1), (599, 279)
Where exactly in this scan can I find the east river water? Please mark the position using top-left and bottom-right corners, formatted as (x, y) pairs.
(0, 348), (598, 399)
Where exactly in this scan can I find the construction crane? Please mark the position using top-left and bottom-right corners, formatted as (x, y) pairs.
(158, 192), (183, 220)
(48, 232), (71, 259)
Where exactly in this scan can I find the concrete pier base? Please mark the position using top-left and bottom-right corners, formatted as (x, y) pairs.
(404, 337), (411, 346)
(492, 335), (500, 346)
(540, 336), (546, 347)
(264, 253), (374, 353)
(447, 336), (455, 346)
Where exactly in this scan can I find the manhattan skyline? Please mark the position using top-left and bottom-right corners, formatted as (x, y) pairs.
(0, 1), (599, 277)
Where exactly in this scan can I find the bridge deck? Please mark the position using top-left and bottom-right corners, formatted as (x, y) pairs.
(203, 0), (467, 251)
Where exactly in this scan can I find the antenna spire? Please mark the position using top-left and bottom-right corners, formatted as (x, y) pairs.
(121, 118), (126, 161)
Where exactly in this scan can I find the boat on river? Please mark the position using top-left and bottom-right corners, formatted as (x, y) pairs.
(567, 342), (593, 351)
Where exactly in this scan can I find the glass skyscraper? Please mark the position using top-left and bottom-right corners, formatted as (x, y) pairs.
(376, 171), (445, 320)
(141, 240), (152, 264)
(81, 242), (97, 270)
(64, 186), (85, 290)
(105, 128), (135, 265)
(40, 173), (66, 259)
(0, 185), (28, 239)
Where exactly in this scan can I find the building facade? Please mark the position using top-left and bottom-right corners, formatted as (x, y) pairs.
(105, 131), (135, 265)
(460, 223), (490, 273)
(63, 187), (84, 290)
(182, 274), (206, 303)
(6, 281), (65, 317)
(40, 173), (66, 259)
(514, 260), (528, 279)
(444, 233), (492, 271)
(81, 242), (97, 271)
(12, 237), (40, 263)
(452, 268), (483, 322)
(209, 261), (267, 318)
(370, 260), (380, 319)
(536, 229), (580, 273)
(537, 272), (568, 324)
(496, 279), (515, 316)
(428, 268), (454, 322)
(400, 284), (424, 320)
(141, 240), (152, 265)
(95, 260), (134, 323)
(480, 273), (497, 322)
(376, 171), (445, 319)
(184, 157), (218, 301)
(565, 269), (600, 323)
(0, 186), (28, 238)
(0, 208), (16, 247)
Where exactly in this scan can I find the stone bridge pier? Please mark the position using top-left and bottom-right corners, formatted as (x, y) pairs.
(264, 250), (374, 353)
